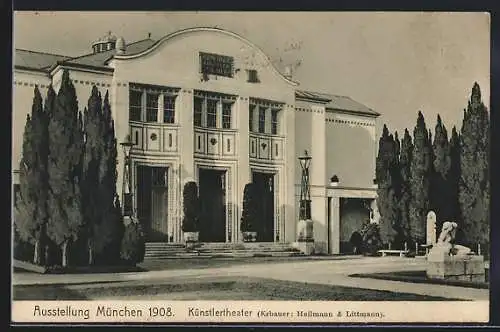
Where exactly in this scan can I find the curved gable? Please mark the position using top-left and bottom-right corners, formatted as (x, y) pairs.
(113, 27), (298, 87)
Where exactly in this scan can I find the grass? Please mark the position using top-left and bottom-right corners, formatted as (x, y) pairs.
(13, 276), (460, 301)
(350, 269), (489, 289)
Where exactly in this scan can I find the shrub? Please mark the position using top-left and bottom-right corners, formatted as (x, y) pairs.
(360, 222), (382, 256)
(240, 183), (258, 232)
(120, 222), (145, 265)
(182, 181), (200, 232)
(13, 228), (34, 262)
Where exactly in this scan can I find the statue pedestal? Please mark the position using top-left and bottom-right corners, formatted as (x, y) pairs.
(294, 219), (314, 255)
(426, 250), (485, 282)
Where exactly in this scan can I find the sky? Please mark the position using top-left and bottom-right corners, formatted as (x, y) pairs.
(13, 11), (490, 137)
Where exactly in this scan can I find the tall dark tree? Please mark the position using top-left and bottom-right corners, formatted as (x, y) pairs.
(46, 70), (84, 267)
(94, 92), (124, 264)
(14, 86), (49, 264)
(375, 125), (398, 246)
(430, 115), (452, 232)
(448, 126), (461, 225)
(409, 111), (433, 244)
(82, 86), (105, 265)
(459, 83), (490, 249)
(398, 129), (413, 244)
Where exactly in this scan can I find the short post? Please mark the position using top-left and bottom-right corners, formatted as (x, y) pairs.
(415, 242), (418, 256)
(478, 243), (481, 255)
(404, 242), (408, 252)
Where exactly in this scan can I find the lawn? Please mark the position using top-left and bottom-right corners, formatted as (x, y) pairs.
(13, 276), (460, 301)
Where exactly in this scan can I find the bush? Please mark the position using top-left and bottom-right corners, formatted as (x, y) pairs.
(360, 222), (382, 256)
(182, 181), (200, 232)
(13, 229), (34, 262)
(240, 183), (258, 232)
(120, 222), (145, 265)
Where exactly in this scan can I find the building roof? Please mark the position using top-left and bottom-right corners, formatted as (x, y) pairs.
(65, 38), (156, 69)
(14, 37), (379, 118)
(14, 38), (156, 73)
(14, 49), (72, 72)
(296, 89), (380, 117)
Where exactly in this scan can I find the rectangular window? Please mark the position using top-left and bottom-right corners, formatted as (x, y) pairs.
(258, 107), (266, 133)
(222, 103), (232, 129)
(129, 90), (142, 121)
(163, 95), (176, 124)
(249, 105), (255, 132)
(206, 99), (217, 128)
(194, 97), (203, 127)
(271, 109), (279, 135)
(146, 93), (159, 122)
(247, 69), (259, 83)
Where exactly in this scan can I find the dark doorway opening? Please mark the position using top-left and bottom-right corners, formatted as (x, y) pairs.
(136, 165), (169, 242)
(252, 172), (275, 242)
(339, 198), (371, 254)
(199, 168), (227, 242)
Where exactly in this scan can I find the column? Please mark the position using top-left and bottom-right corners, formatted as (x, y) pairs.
(330, 195), (340, 254)
(178, 88), (195, 242)
(110, 79), (129, 214)
(310, 105), (327, 253)
(283, 103), (296, 243)
(236, 96), (251, 242)
(157, 94), (164, 124)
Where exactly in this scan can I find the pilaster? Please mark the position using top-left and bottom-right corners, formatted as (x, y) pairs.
(110, 79), (129, 210)
(330, 196), (340, 254)
(236, 96), (251, 242)
(284, 103), (296, 243)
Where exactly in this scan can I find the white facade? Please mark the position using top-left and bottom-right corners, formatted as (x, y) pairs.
(12, 28), (380, 254)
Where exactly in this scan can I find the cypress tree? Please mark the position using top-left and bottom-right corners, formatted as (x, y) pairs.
(82, 86), (104, 265)
(14, 86), (49, 265)
(459, 82), (490, 249)
(431, 115), (452, 231)
(375, 125), (398, 247)
(94, 91), (124, 264)
(449, 126), (461, 225)
(398, 129), (413, 245)
(409, 111), (432, 245)
(46, 70), (84, 267)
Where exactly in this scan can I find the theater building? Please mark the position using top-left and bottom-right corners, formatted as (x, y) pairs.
(13, 27), (380, 254)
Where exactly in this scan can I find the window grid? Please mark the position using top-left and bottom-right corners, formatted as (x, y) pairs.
(249, 105), (255, 132)
(258, 107), (266, 133)
(271, 109), (279, 135)
(194, 98), (203, 127)
(129, 90), (142, 121)
(222, 103), (232, 129)
(146, 93), (159, 122)
(206, 99), (217, 128)
(163, 96), (176, 124)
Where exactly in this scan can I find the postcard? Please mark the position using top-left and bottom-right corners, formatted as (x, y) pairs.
(11, 11), (490, 325)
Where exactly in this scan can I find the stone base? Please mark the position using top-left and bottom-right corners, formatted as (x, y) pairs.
(426, 252), (485, 282)
(297, 219), (314, 241)
(293, 241), (315, 255)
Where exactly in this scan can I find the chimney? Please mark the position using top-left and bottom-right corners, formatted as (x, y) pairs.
(284, 65), (292, 79)
(116, 37), (126, 55)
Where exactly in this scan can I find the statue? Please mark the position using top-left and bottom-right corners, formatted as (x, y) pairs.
(426, 221), (484, 282)
(433, 221), (471, 257)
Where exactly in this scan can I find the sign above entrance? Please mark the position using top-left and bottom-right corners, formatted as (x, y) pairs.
(199, 52), (234, 78)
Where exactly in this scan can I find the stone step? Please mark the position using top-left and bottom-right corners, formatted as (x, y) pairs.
(143, 250), (305, 260)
